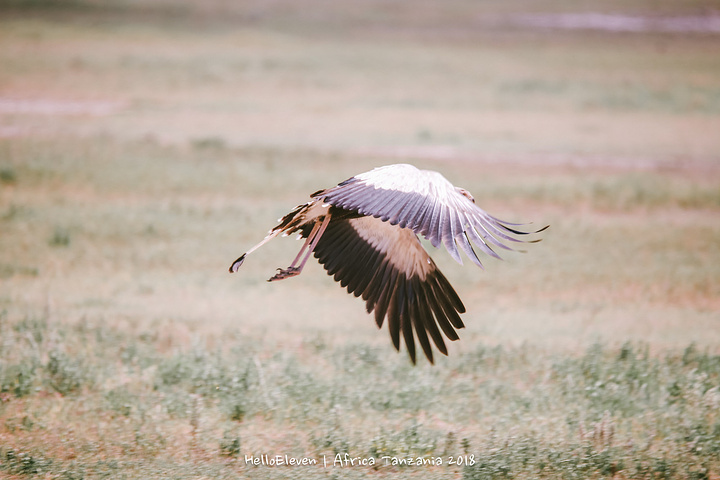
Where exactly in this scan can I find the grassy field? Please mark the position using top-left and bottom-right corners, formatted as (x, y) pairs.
(1, 1), (720, 478)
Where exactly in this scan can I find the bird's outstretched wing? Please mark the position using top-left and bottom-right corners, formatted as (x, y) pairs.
(309, 215), (465, 364)
(313, 164), (546, 266)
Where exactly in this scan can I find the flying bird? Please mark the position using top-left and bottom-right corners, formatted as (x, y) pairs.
(229, 164), (546, 364)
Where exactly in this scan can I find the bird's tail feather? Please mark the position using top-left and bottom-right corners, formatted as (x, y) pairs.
(229, 254), (246, 273)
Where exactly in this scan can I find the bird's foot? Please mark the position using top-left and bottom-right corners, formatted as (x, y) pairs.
(268, 266), (301, 282)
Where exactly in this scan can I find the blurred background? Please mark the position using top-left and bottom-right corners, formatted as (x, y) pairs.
(1, 0), (719, 478)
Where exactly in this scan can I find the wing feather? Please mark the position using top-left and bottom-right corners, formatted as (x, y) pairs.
(403, 194), (434, 231)
(428, 199), (445, 249)
(432, 285), (465, 331)
(464, 219), (503, 260)
(409, 278), (434, 363)
(424, 281), (460, 341)
(311, 215), (466, 364)
(379, 195), (402, 223)
(416, 281), (448, 354)
(313, 164), (545, 266)
(397, 277), (415, 363)
(345, 244), (378, 293)
(362, 256), (390, 306)
(373, 266), (396, 329)
(473, 213), (528, 246)
(391, 192), (424, 228)
(456, 231), (483, 267)
(442, 208), (462, 264)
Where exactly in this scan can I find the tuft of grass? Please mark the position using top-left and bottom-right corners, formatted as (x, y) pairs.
(219, 430), (241, 457)
(0, 448), (53, 476)
(45, 350), (89, 395)
(0, 166), (17, 184)
(368, 422), (440, 459)
(0, 360), (38, 397)
(48, 226), (71, 247)
(104, 386), (136, 417)
(191, 136), (227, 151)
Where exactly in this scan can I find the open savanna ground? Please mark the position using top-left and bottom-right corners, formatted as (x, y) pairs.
(1, 1), (719, 478)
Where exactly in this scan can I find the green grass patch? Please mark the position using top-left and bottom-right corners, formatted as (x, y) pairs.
(1, 312), (719, 478)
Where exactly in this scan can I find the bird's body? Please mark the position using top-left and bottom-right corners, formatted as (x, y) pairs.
(230, 164), (546, 364)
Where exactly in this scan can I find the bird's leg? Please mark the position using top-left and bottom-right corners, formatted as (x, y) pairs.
(288, 224), (320, 268)
(295, 212), (331, 270)
(267, 220), (321, 281)
(268, 213), (331, 282)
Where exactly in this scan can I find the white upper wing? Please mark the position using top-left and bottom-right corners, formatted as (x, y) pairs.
(313, 164), (546, 266)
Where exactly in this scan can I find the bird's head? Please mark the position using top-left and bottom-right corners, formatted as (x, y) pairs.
(456, 187), (475, 203)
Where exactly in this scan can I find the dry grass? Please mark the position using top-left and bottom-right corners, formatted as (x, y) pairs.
(1, 1), (719, 478)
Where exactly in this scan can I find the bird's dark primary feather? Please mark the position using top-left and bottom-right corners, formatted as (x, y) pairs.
(311, 216), (466, 364)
